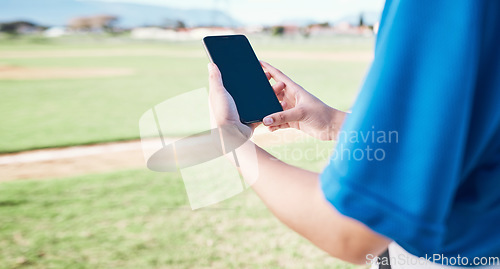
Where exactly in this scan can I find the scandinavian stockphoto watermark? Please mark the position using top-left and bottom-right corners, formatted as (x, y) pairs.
(334, 127), (398, 161)
(139, 89), (399, 209)
(273, 126), (398, 162)
(139, 88), (258, 210)
(367, 253), (500, 267)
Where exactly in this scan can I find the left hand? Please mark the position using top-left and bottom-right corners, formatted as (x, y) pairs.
(208, 63), (261, 138)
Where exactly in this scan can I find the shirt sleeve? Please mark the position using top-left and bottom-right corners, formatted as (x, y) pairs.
(320, 0), (482, 256)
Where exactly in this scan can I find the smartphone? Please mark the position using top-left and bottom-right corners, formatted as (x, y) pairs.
(203, 35), (283, 124)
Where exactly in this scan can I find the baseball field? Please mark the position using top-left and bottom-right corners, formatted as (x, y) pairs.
(0, 34), (373, 268)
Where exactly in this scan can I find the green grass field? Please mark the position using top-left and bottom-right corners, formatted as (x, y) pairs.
(0, 35), (374, 268)
(0, 138), (358, 269)
(0, 35), (372, 153)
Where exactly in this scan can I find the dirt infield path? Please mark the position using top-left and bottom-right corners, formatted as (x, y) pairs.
(0, 127), (308, 182)
(0, 65), (135, 80)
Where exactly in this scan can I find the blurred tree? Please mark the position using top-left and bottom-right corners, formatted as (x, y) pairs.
(271, 26), (285, 36)
(318, 22), (330, 28)
(175, 20), (186, 30)
(359, 13), (365, 27)
(94, 15), (119, 33)
(163, 19), (187, 30)
(301, 28), (311, 38)
(0, 21), (42, 36)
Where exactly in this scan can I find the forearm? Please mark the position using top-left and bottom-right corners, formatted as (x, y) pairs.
(328, 106), (348, 141)
(235, 140), (389, 264)
(208, 61), (386, 263)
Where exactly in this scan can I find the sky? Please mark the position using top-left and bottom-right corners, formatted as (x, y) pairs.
(89, 0), (386, 25)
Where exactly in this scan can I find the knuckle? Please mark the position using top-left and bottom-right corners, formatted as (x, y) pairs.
(278, 113), (286, 123)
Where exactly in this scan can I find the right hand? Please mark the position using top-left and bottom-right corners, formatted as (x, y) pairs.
(260, 61), (347, 141)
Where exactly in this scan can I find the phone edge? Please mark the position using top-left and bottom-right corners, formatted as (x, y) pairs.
(202, 37), (214, 63)
(202, 35), (272, 125)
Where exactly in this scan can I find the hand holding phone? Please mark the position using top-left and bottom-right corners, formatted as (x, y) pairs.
(203, 35), (283, 124)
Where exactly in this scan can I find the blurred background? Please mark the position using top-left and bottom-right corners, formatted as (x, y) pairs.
(0, 0), (382, 267)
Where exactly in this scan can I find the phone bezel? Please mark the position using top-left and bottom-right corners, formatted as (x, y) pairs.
(202, 34), (281, 124)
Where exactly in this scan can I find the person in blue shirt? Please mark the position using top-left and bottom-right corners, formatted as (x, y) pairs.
(207, 0), (500, 267)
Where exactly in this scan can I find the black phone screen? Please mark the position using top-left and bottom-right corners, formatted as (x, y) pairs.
(203, 35), (283, 124)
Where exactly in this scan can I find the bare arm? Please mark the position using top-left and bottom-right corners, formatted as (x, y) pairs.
(247, 144), (390, 264)
(208, 62), (390, 264)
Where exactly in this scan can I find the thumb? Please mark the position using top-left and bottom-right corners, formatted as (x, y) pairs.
(263, 107), (304, 126)
(208, 63), (224, 92)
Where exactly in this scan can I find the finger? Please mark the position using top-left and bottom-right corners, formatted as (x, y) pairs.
(268, 123), (290, 132)
(276, 91), (285, 102)
(281, 100), (288, 110)
(262, 107), (304, 127)
(277, 123), (290, 129)
(272, 81), (286, 95)
(208, 63), (224, 93)
(249, 122), (261, 130)
(260, 61), (292, 84)
(268, 126), (279, 132)
(265, 71), (271, 80)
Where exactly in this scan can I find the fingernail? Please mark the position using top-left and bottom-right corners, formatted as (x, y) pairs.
(207, 63), (213, 71)
(263, 117), (273, 125)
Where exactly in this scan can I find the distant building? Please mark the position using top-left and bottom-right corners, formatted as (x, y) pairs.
(44, 26), (67, 37)
(242, 25), (264, 34)
(68, 15), (118, 32)
(130, 27), (235, 41)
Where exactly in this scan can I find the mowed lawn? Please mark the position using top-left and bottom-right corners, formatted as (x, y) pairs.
(0, 35), (372, 153)
(0, 138), (360, 269)
(0, 35), (374, 268)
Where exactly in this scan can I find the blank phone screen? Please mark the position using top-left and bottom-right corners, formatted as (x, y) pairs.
(203, 35), (283, 123)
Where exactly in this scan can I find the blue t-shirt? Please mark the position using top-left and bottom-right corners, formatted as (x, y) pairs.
(321, 0), (500, 262)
